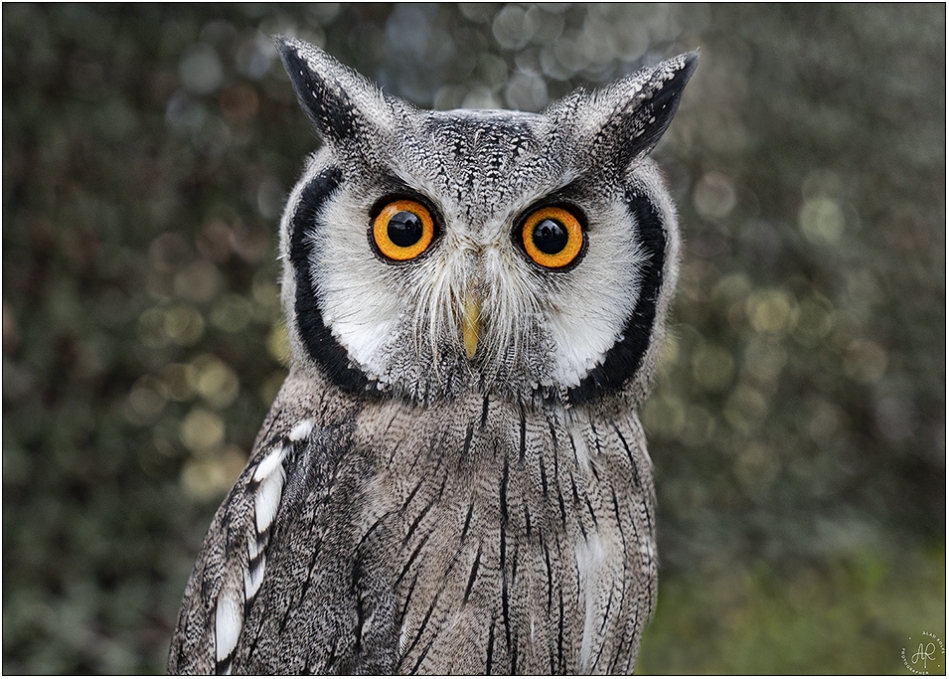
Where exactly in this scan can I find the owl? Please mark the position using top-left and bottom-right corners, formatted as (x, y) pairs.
(169, 37), (695, 675)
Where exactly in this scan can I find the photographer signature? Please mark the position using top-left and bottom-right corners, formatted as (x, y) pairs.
(902, 633), (945, 675)
(912, 642), (937, 670)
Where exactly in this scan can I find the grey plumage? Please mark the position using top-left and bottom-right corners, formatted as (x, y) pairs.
(169, 37), (695, 675)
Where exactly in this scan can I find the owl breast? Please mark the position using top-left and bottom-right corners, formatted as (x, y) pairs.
(362, 394), (659, 674)
(229, 390), (657, 674)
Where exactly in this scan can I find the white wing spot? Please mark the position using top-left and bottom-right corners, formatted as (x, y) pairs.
(255, 455), (287, 534)
(253, 446), (288, 483)
(243, 556), (266, 600)
(248, 534), (264, 561)
(289, 419), (314, 442)
(215, 586), (244, 663)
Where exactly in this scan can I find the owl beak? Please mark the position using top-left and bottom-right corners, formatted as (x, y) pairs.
(462, 288), (480, 360)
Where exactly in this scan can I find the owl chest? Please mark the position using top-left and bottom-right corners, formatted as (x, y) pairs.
(349, 403), (657, 674)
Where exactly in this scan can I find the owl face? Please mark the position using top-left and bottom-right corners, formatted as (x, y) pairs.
(277, 39), (695, 406)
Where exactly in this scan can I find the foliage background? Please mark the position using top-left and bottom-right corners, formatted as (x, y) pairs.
(3, 3), (944, 674)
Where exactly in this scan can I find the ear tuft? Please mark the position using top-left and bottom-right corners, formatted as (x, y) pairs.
(582, 52), (698, 172)
(274, 36), (393, 146)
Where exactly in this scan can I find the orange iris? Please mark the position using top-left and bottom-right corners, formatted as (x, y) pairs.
(521, 205), (584, 269)
(372, 199), (435, 261)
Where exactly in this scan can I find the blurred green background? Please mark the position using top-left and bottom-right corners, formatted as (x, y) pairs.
(3, 4), (945, 674)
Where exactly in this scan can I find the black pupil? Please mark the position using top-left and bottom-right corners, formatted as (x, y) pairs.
(532, 218), (569, 254)
(387, 211), (423, 247)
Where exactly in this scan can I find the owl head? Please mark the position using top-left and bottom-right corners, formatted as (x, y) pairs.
(274, 38), (695, 409)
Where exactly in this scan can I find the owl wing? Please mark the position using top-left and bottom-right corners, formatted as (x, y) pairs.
(168, 406), (400, 675)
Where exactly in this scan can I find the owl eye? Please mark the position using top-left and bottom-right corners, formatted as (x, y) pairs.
(371, 199), (435, 261)
(520, 205), (585, 269)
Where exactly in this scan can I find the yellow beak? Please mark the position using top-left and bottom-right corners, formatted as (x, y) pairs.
(462, 289), (480, 360)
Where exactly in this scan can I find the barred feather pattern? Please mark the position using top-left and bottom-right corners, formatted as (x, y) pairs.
(169, 375), (656, 675)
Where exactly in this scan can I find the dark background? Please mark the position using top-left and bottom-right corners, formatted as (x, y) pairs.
(3, 4), (944, 673)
